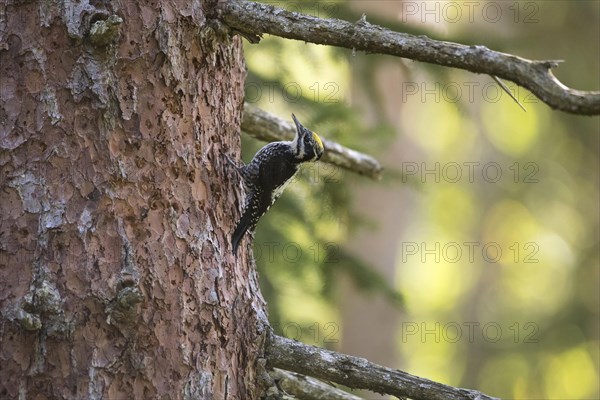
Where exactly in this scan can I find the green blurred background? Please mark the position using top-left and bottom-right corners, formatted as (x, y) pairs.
(241, 1), (599, 398)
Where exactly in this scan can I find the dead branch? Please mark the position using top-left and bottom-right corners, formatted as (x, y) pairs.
(270, 368), (363, 400)
(221, 1), (600, 116)
(267, 333), (500, 400)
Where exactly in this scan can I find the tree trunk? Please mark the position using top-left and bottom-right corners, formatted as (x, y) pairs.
(0, 1), (266, 398)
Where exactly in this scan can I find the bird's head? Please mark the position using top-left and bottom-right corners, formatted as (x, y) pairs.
(291, 113), (325, 162)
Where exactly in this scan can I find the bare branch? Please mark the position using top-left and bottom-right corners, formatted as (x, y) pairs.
(242, 103), (383, 180)
(270, 368), (363, 400)
(267, 333), (500, 400)
(221, 1), (600, 116)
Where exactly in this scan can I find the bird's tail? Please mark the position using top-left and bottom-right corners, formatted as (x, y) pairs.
(232, 210), (255, 256)
(231, 224), (248, 256)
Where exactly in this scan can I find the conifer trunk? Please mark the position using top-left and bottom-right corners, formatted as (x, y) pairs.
(0, 1), (265, 398)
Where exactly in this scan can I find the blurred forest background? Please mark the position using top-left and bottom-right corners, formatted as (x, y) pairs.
(241, 1), (599, 398)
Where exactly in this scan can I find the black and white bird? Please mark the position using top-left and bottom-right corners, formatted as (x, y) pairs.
(231, 114), (325, 255)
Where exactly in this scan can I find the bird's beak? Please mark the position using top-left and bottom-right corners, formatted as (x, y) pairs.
(291, 113), (303, 133)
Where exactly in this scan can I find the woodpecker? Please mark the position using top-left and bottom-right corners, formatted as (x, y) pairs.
(232, 114), (325, 255)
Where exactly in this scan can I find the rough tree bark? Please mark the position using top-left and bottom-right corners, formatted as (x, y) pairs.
(0, 1), (266, 398)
